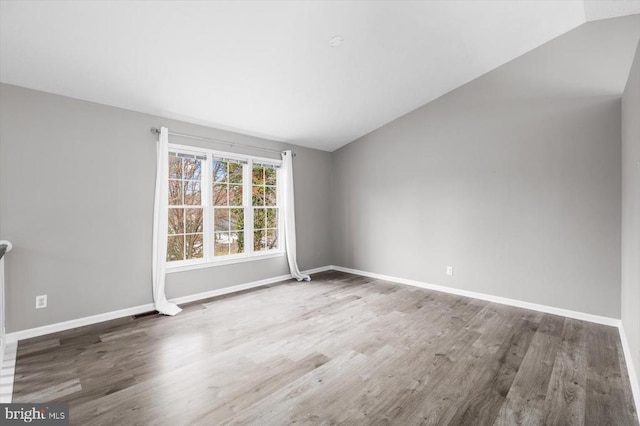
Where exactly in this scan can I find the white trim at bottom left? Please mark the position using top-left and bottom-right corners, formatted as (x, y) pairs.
(5, 304), (156, 344)
(0, 341), (17, 403)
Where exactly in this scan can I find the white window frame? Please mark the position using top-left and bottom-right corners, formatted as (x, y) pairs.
(166, 143), (285, 273)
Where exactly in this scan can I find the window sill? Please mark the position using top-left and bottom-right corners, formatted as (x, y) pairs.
(166, 251), (286, 274)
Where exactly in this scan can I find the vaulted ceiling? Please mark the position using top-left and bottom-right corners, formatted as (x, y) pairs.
(1, 1), (639, 151)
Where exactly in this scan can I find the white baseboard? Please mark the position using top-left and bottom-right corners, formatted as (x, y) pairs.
(330, 265), (621, 327)
(170, 273), (293, 305)
(173, 266), (332, 306)
(4, 263), (620, 340)
(1, 263), (635, 409)
(5, 266), (332, 343)
(302, 265), (334, 275)
(5, 303), (157, 343)
(618, 325), (640, 415)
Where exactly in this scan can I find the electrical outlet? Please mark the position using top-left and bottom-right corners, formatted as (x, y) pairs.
(446, 266), (453, 276)
(35, 295), (47, 309)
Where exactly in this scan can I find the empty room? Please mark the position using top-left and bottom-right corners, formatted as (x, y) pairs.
(0, 0), (639, 424)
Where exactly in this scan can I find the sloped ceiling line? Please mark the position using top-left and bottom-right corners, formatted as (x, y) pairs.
(1, 0), (639, 151)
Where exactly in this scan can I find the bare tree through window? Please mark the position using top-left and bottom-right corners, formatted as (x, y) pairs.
(213, 160), (244, 256)
(167, 153), (204, 261)
(166, 148), (280, 264)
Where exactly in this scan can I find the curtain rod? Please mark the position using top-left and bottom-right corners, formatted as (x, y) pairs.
(150, 128), (294, 156)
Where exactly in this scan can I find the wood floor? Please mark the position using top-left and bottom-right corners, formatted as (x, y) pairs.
(11, 271), (639, 425)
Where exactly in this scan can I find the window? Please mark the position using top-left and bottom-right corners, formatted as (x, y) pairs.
(213, 159), (244, 256)
(167, 145), (282, 268)
(167, 152), (205, 262)
(252, 164), (279, 252)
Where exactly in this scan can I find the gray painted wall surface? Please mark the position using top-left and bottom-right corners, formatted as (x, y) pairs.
(622, 40), (640, 389)
(332, 16), (640, 318)
(0, 84), (332, 332)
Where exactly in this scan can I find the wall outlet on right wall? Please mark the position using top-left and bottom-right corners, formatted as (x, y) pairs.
(35, 295), (47, 309)
(446, 266), (453, 276)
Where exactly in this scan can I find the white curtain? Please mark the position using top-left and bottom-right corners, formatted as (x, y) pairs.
(152, 127), (182, 316)
(280, 150), (310, 282)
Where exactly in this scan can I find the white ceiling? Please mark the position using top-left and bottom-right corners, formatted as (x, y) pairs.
(1, 1), (639, 151)
(585, 0), (640, 20)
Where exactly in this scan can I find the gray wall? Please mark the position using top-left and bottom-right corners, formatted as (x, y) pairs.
(0, 84), (332, 332)
(332, 16), (640, 318)
(622, 40), (640, 389)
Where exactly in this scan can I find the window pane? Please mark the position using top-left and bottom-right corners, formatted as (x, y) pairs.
(213, 183), (228, 206)
(214, 208), (230, 232)
(252, 166), (264, 185)
(229, 163), (243, 184)
(213, 161), (228, 183)
(168, 208), (184, 235)
(252, 185), (265, 206)
(184, 180), (201, 205)
(168, 180), (183, 205)
(266, 229), (278, 250)
(229, 184), (243, 206)
(214, 232), (230, 256)
(169, 156), (182, 179)
(265, 186), (277, 206)
(254, 208), (265, 229)
(183, 158), (202, 181)
(167, 152), (205, 263)
(167, 235), (185, 261)
(185, 233), (204, 259)
(265, 167), (276, 185)
(254, 230), (265, 251)
(266, 208), (278, 228)
(185, 208), (203, 234)
(230, 208), (244, 231)
(230, 232), (243, 254)
(167, 153), (280, 262)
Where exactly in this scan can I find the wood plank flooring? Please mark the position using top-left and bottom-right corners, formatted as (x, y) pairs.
(11, 271), (639, 425)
